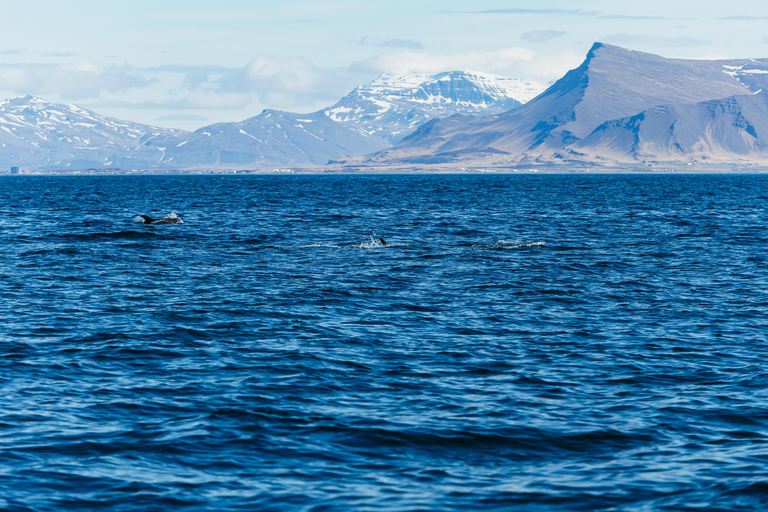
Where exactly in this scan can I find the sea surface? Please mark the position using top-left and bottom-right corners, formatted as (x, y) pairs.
(2, 173), (768, 511)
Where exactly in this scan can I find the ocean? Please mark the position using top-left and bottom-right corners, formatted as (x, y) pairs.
(2, 173), (768, 511)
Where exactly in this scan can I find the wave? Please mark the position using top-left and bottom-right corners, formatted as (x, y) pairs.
(290, 235), (393, 250)
(472, 240), (546, 250)
(245, 237), (542, 252)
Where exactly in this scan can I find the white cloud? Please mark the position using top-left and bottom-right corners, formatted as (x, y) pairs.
(0, 54), (348, 112)
(0, 61), (152, 99)
(0, 47), (589, 130)
(245, 54), (320, 92)
(353, 47), (536, 76)
(0, 48), (587, 116)
(215, 53), (357, 109)
(351, 47), (582, 82)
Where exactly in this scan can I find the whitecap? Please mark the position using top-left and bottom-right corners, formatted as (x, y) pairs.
(295, 243), (339, 248)
(474, 240), (546, 250)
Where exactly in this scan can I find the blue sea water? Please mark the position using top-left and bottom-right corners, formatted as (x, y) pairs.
(1, 173), (768, 511)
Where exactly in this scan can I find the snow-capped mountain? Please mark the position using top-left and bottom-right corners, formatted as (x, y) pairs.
(160, 109), (384, 168)
(0, 96), (183, 169)
(359, 44), (768, 167)
(323, 71), (545, 143)
(160, 70), (545, 168)
(0, 70), (546, 170)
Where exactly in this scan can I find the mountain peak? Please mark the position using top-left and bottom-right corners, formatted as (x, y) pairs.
(580, 42), (644, 70)
(366, 72), (430, 90)
(16, 94), (45, 102)
(352, 70), (546, 105)
(366, 44), (768, 167)
(588, 42), (635, 53)
(323, 70), (546, 142)
(1, 95), (51, 108)
(586, 41), (607, 58)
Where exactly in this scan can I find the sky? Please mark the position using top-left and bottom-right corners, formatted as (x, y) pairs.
(1, 0), (766, 131)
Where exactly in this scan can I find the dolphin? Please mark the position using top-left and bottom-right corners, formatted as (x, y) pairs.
(134, 214), (183, 224)
(379, 237), (387, 246)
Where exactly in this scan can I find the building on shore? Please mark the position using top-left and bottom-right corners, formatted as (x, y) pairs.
(10, 166), (19, 175)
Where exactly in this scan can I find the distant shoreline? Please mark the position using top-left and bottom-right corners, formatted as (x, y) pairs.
(4, 165), (768, 176)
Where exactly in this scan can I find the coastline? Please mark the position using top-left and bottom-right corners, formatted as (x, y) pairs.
(5, 163), (768, 175)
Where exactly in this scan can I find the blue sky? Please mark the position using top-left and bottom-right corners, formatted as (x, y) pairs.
(1, 0), (766, 130)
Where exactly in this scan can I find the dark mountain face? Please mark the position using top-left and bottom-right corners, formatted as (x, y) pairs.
(577, 92), (768, 163)
(364, 43), (768, 167)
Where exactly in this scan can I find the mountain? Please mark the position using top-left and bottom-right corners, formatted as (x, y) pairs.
(323, 71), (543, 144)
(357, 43), (768, 167)
(0, 96), (182, 170)
(161, 70), (545, 169)
(0, 71), (544, 170)
(576, 92), (768, 163)
(160, 110), (383, 168)
(13, 47), (768, 171)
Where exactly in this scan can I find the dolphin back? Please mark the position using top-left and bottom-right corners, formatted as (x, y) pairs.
(134, 213), (183, 224)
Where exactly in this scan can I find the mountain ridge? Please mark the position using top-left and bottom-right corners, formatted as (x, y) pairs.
(354, 43), (768, 167)
(6, 44), (768, 171)
(0, 70), (542, 170)
(160, 69), (544, 169)
(0, 95), (182, 170)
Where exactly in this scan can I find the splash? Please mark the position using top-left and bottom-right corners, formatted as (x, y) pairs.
(474, 240), (546, 250)
(354, 235), (388, 249)
(156, 212), (183, 224)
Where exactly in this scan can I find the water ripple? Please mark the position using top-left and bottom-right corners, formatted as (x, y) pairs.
(1, 174), (768, 510)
